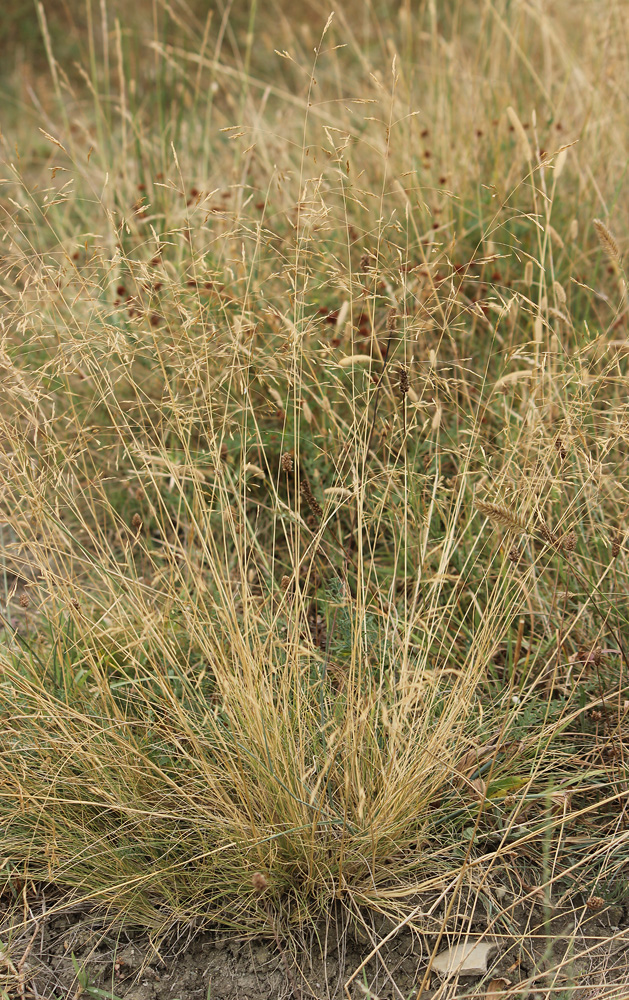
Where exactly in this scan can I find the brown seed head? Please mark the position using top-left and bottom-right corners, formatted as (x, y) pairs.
(386, 308), (398, 333)
(612, 532), (622, 559)
(508, 544), (521, 565)
(585, 895), (605, 912)
(280, 575), (291, 591)
(399, 366), (409, 397)
(300, 479), (323, 520)
(555, 437), (567, 460)
(18, 592), (30, 609)
(281, 452), (294, 473)
(252, 872), (268, 894)
(539, 520), (560, 548)
(563, 531), (577, 553)
(131, 513), (143, 530)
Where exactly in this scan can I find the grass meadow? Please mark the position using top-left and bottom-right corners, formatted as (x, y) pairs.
(1, 0), (629, 996)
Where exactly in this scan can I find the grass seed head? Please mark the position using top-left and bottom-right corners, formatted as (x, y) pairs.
(281, 452), (294, 473)
(563, 530), (577, 552)
(252, 872), (268, 893)
(300, 479), (322, 519)
(508, 543), (521, 565)
(476, 501), (528, 535)
(585, 895), (605, 912)
(555, 437), (567, 460)
(593, 218), (621, 264)
(538, 519), (561, 548)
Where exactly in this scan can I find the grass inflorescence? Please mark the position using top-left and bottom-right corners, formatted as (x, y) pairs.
(1, 1), (629, 996)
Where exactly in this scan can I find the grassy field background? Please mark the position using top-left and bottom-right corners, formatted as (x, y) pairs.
(1, 1), (629, 997)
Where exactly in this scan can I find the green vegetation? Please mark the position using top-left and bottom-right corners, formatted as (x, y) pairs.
(1, 0), (628, 996)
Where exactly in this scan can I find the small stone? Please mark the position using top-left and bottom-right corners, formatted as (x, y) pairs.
(432, 940), (496, 977)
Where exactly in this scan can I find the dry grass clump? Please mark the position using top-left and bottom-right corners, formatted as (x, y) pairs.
(1, 0), (629, 996)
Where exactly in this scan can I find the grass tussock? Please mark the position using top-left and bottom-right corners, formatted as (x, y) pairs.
(1, 0), (629, 994)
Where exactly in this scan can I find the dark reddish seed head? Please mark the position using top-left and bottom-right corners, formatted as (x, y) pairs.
(421, 128), (430, 137)
(116, 285), (126, 296)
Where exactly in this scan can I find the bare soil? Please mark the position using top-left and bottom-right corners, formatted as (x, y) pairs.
(3, 892), (629, 999)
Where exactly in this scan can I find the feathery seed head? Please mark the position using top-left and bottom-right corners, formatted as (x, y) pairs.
(476, 501), (528, 535)
(593, 218), (621, 264)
